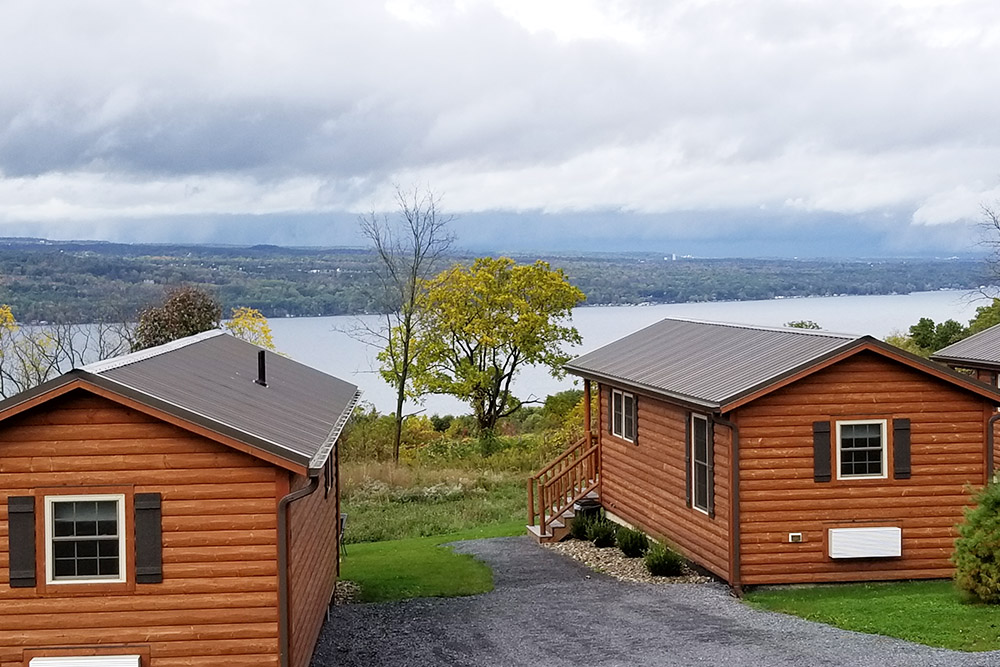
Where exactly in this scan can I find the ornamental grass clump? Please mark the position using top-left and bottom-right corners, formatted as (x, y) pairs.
(616, 526), (650, 558)
(954, 480), (1000, 603)
(586, 516), (618, 548)
(644, 542), (684, 577)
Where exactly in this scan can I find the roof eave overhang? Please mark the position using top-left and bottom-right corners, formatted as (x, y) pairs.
(563, 364), (721, 412)
(929, 353), (1000, 369)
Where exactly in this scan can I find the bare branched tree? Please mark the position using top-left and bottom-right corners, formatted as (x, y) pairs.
(353, 186), (454, 462)
(0, 303), (136, 398)
(980, 203), (1000, 298)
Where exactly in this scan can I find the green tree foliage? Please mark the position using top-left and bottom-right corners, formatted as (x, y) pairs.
(883, 330), (930, 358)
(340, 402), (440, 461)
(968, 298), (1000, 335)
(890, 296), (1000, 357)
(785, 320), (821, 329)
(0, 239), (988, 323)
(133, 286), (223, 351)
(908, 317), (967, 352)
(954, 480), (1000, 603)
(397, 257), (585, 432)
(890, 316), (970, 357)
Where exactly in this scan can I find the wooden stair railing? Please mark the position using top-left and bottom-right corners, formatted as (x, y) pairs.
(527, 434), (600, 536)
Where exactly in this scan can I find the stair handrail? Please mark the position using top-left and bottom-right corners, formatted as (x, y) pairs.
(533, 433), (593, 480)
(528, 434), (600, 536)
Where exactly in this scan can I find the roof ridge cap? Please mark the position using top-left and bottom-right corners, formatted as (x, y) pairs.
(80, 329), (226, 374)
(655, 316), (858, 339)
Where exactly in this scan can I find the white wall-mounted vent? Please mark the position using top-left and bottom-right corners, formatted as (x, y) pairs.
(30, 657), (141, 667)
(828, 526), (901, 559)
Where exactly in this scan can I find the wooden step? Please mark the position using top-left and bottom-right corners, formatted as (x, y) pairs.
(526, 518), (569, 544)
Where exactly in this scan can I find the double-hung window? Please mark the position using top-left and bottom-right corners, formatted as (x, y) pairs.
(836, 419), (887, 479)
(44, 494), (126, 584)
(612, 389), (636, 442)
(690, 414), (710, 513)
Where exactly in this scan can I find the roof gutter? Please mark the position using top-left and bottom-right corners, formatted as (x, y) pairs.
(713, 413), (741, 596)
(277, 473), (321, 667)
(989, 412), (1000, 482)
(308, 390), (361, 474)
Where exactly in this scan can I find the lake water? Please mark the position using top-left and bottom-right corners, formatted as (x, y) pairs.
(268, 290), (987, 416)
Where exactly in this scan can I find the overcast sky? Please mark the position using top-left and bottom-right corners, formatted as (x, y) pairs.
(2, 0), (1000, 256)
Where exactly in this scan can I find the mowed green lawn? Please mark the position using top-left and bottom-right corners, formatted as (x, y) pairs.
(340, 521), (524, 603)
(746, 580), (1000, 652)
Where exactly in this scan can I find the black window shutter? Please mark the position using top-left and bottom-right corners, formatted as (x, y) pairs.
(684, 413), (692, 507)
(8, 496), (36, 588)
(707, 416), (715, 518)
(632, 395), (638, 445)
(813, 421), (832, 483)
(608, 389), (614, 436)
(134, 493), (163, 584)
(893, 418), (911, 480)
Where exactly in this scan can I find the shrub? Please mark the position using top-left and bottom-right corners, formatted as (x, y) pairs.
(644, 542), (684, 577)
(617, 526), (650, 558)
(954, 480), (1000, 603)
(587, 517), (617, 548)
(569, 511), (594, 541)
(430, 414), (453, 432)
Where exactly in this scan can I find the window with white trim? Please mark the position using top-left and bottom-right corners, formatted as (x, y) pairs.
(690, 414), (710, 513)
(836, 419), (887, 479)
(45, 494), (126, 584)
(611, 389), (636, 442)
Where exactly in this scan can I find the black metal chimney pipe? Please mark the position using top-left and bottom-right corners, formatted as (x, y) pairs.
(255, 350), (267, 386)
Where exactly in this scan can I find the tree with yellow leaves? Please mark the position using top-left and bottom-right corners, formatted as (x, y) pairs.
(393, 257), (584, 433)
(225, 307), (276, 350)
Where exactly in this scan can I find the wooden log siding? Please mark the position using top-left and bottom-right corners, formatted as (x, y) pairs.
(287, 465), (339, 667)
(598, 385), (731, 581)
(735, 351), (991, 586)
(0, 391), (282, 667)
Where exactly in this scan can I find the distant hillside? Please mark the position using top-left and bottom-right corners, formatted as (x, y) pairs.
(0, 238), (989, 323)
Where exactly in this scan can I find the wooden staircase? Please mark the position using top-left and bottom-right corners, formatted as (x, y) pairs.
(527, 435), (600, 543)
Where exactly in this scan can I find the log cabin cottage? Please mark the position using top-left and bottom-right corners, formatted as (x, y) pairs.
(527, 318), (1000, 591)
(932, 323), (1000, 389)
(0, 330), (359, 667)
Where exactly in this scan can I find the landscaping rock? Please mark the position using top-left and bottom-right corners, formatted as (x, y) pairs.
(543, 539), (712, 585)
(334, 579), (361, 605)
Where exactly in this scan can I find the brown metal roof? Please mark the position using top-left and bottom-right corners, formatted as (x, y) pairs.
(82, 330), (359, 472)
(0, 330), (359, 473)
(932, 325), (1000, 369)
(565, 318), (860, 409)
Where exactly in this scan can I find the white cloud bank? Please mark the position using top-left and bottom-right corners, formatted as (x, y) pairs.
(1, 0), (1000, 249)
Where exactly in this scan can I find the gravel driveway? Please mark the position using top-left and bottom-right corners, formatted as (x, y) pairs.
(311, 536), (1000, 667)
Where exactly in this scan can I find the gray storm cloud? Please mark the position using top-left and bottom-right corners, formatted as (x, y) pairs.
(1, 0), (999, 254)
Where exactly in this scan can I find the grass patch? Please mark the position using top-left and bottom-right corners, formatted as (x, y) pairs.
(341, 462), (526, 543)
(746, 580), (1000, 651)
(340, 521), (524, 602)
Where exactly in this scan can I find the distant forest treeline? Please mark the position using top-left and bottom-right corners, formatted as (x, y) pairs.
(0, 238), (990, 323)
